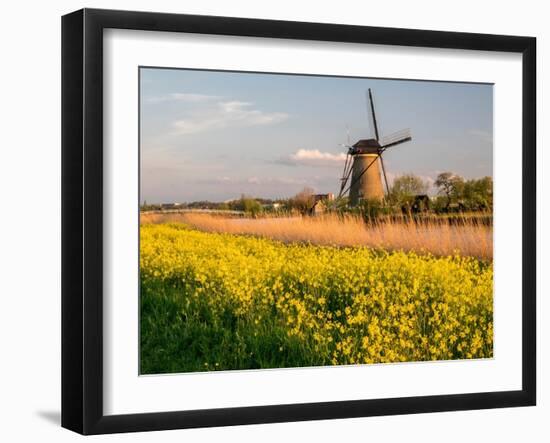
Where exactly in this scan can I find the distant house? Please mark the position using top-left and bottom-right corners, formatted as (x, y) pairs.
(309, 199), (327, 216)
(401, 195), (431, 214)
(411, 194), (430, 213)
(306, 193), (334, 216)
(313, 193), (334, 203)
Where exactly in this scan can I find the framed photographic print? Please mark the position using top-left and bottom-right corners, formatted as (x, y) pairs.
(61, 8), (536, 435)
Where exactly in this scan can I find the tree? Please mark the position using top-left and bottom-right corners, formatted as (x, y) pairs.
(290, 187), (315, 213)
(434, 172), (465, 210)
(462, 176), (493, 211)
(243, 198), (262, 215)
(332, 195), (349, 211)
(389, 174), (429, 205)
(236, 194), (262, 216)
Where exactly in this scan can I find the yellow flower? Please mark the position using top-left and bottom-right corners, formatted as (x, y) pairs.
(141, 223), (493, 368)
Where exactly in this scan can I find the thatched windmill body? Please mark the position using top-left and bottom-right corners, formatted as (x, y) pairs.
(339, 89), (412, 206)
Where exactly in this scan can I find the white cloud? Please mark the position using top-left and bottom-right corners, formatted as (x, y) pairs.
(172, 100), (288, 135)
(146, 93), (221, 104)
(279, 149), (347, 167)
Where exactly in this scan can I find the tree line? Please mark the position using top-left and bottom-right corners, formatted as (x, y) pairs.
(140, 172), (492, 216)
(390, 172), (492, 213)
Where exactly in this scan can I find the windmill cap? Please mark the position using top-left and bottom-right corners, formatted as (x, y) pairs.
(352, 138), (381, 154)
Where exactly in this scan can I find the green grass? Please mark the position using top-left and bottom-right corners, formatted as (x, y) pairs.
(140, 280), (328, 374)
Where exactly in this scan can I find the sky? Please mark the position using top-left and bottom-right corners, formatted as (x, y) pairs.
(140, 68), (493, 204)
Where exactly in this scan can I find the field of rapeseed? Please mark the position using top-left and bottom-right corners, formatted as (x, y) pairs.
(140, 223), (493, 374)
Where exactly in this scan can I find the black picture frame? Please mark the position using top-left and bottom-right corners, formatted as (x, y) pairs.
(61, 8), (536, 435)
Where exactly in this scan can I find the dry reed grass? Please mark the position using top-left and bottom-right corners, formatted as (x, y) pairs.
(140, 212), (493, 260)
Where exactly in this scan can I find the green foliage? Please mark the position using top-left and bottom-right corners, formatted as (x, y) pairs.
(330, 196), (350, 212)
(389, 174), (430, 206)
(357, 198), (390, 219)
(462, 176), (493, 211)
(233, 194), (263, 216)
(433, 173), (493, 213)
(242, 198), (262, 216)
(430, 196), (449, 213)
(434, 172), (465, 209)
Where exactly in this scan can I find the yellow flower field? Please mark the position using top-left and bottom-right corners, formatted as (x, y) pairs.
(140, 223), (493, 374)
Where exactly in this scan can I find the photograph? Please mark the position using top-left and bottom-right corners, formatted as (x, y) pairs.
(138, 68), (494, 375)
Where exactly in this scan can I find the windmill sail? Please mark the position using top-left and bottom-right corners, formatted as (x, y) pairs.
(381, 128), (411, 149)
(338, 152), (353, 197)
(368, 88), (380, 141)
(379, 155), (390, 195)
(366, 91), (376, 141)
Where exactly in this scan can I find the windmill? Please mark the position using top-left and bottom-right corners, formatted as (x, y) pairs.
(338, 88), (412, 206)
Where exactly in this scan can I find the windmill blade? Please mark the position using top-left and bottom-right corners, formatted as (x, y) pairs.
(338, 169), (352, 198)
(344, 151), (353, 176)
(341, 151), (351, 180)
(379, 154), (390, 196)
(338, 131), (355, 198)
(338, 153), (353, 198)
(381, 136), (412, 150)
(368, 88), (380, 141)
(366, 92), (375, 140)
(380, 128), (412, 149)
(338, 149), (351, 195)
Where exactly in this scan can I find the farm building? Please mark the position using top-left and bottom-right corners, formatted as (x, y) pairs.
(309, 199), (327, 216)
(313, 193), (334, 203)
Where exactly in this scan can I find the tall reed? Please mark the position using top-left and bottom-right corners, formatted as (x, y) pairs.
(140, 212), (492, 260)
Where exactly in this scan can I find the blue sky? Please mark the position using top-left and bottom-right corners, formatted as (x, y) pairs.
(140, 68), (493, 204)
